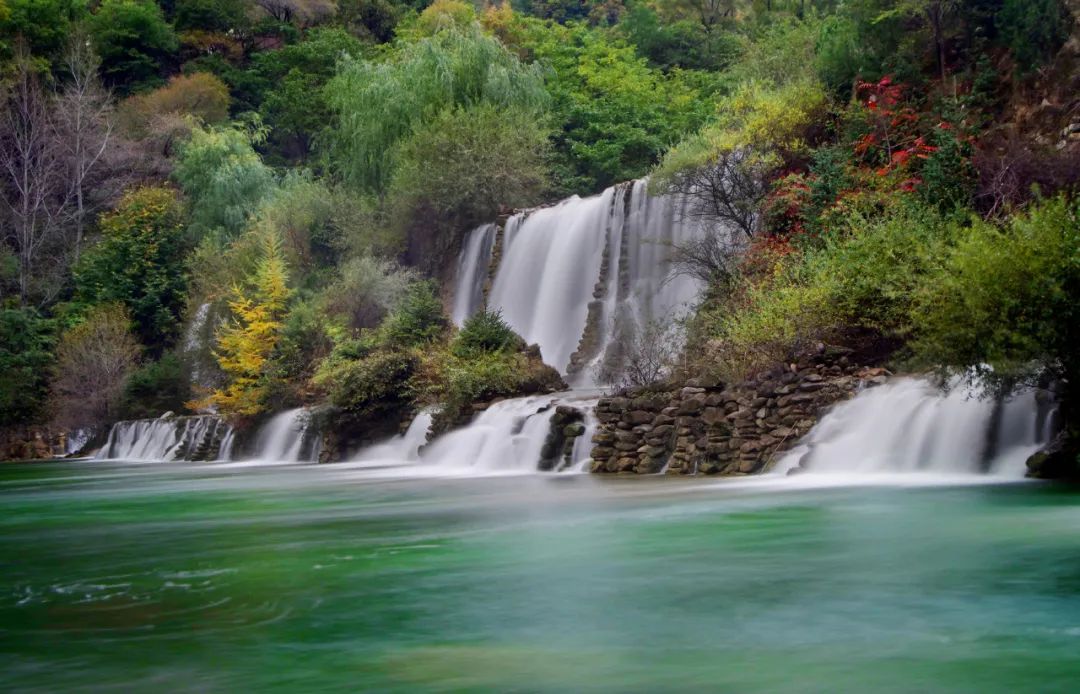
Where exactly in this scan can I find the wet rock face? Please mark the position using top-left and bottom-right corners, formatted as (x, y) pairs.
(539, 405), (586, 472)
(589, 349), (889, 476)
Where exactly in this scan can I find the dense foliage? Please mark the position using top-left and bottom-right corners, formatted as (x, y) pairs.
(0, 0), (1076, 474)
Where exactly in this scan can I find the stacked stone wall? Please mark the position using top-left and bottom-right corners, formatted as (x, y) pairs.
(590, 347), (890, 475)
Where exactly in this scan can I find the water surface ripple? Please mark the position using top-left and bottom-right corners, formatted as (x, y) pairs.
(2, 461), (1079, 692)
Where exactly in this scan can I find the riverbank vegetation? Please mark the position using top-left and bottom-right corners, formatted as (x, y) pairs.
(0, 0), (1076, 472)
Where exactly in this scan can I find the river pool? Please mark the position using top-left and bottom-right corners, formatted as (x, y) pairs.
(2, 461), (1079, 692)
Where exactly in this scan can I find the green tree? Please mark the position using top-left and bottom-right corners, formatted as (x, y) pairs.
(121, 352), (191, 419)
(174, 0), (250, 32)
(0, 305), (54, 428)
(324, 25), (549, 193)
(319, 254), (418, 333)
(510, 15), (716, 192)
(117, 72), (231, 149)
(337, 0), (401, 43)
(387, 103), (549, 267)
(73, 187), (190, 352)
(997, 0), (1070, 74)
(250, 171), (337, 274)
(0, 0), (85, 64)
(913, 197), (1080, 397)
(89, 0), (179, 93)
(173, 123), (276, 238)
(380, 281), (447, 348)
(255, 27), (365, 163)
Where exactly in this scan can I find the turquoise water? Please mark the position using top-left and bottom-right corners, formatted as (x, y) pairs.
(2, 461), (1079, 692)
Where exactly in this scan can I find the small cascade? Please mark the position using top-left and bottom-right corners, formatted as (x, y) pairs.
(569, 408), (599, 472)
(451, 224), (497, 325)
(249, 408), (320, 463)
(415, 394), (599, 474)
(452, 179), (715, 383)
(350, 411), (434, 465)
(98, 415), (233, 462)
(64, 428), (93, 456)
(183, 302), (223, 401)
(777, 378), (1056, 478)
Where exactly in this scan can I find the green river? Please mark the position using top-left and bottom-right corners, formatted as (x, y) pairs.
(2, 461), (1079, 692)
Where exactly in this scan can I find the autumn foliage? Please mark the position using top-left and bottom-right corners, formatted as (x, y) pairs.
(198, 232), (291, 416)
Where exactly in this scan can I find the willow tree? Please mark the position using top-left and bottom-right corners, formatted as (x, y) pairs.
(173, 123), (275, 239)
(324, 26), (549, 194)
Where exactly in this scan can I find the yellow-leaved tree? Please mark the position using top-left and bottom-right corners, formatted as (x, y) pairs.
(202, 231), (290, 416)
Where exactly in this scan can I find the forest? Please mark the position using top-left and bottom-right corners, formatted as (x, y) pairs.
(0, 0), (1077, 474)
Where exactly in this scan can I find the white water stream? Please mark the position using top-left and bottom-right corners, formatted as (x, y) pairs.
(453, 179), (710, 382)
(97, 415), (233, 462)
(248, 408), (318, 463)
(774, 378), (1056, 480)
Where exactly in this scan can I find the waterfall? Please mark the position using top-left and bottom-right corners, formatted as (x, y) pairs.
(249, 408), (320, 463)
(451, 224), (497, 325)
(349, 411), (434, 466)
(452, 179), (712, 383)
(418, 394), (599, 474)
(65, 428), (93, 456)
(97, 415), (233, 462)
(777, 378), (1056, 478)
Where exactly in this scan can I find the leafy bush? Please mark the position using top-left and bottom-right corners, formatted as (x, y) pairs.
(50, 303), (141, 428)
(320, 255), (419, 333)
(273, 298), (335, 382)
(251, 172), (337, 273)
(710, 205), (956, 379)
(452, 310), (520, 358)
(314, 347), (418, 417)
(997, 0), (1070, 74)
(387, 103), (549, 268)
(620, 4), (741, 71)
(421, 346), (563, 432)
(121, 352), (191, 419)
(412, 0), (476, 37)
(441, 351), (523, 410)
(911, 196), (1080, 391)
(380, 281), (447, 348)
(174, 0), (250, 33)
(117, 72), (231, 142)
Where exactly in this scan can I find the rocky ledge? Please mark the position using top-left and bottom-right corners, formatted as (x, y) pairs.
(590, 347), (887, 475)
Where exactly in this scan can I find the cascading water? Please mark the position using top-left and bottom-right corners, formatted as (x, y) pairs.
(97, 415), (233, 462)
(776, 378), (1057, 479)
(451, 224), (497, 325)
(349, 411), (435, 466)
(452, 179), (713, 382)
(91, 181), (707, 472)
(419, 394), (599, 474)
(412, 179), (714, 474)
(248, 408), (319, 463)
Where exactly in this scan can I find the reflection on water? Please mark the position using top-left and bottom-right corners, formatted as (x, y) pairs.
(2, 460), (1079, 692)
